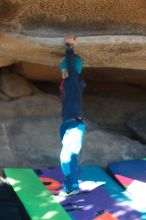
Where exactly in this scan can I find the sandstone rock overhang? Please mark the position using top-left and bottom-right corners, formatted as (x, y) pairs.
(0, 32), (146, 70)
(1, 0), (146, 70)
(0, 0), (146, 36)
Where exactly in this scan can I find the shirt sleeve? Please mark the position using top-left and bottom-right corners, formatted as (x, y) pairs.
(60, 58), (67, 73)
(65, 45), (77, 81)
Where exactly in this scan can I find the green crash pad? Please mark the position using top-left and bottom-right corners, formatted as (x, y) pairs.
(4, 168), (71, 220)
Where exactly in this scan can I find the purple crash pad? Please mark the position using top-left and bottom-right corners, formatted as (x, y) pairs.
(35, 166), (142, 220)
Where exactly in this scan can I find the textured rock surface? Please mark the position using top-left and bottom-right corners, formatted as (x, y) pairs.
(0, 115), (98, 167)
(0, 72), (32, 98)
(84, 82), (146, 136)
(0, 0), (146, 35)
(127, 111), (146, 144)
(0, 92), (10, 101)
(1, 33), (146, 71)
(0, 0), (146, 167)
(0, 93), (145, 168)
(16, 62), (60, 82)
(16, 63), (146, 87)
(80, 129), (146, 167)
(0, 116), (61, 167)
(0, 58), (15, 67)
(0, 107), (145, 168)
(0, 0), (146, 74)
(84, 67), (146, 87)
(0, 94), (61, 118)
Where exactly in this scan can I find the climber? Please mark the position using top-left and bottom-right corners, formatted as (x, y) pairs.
(58, 35), (86, 197)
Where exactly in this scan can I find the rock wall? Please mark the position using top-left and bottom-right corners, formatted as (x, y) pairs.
(0, 0), (146, 74)
(0, 0), (146, 168)
(16, 62), (146, 87)
(0, 92), (146, 168)
(0, 0), (146, 35)
(1, 34), (146, 73)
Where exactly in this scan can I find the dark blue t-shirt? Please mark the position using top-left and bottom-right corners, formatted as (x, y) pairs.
(60, 47), (85, 121)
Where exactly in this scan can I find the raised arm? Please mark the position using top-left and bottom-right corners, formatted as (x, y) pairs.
(65, 36), (77, 80)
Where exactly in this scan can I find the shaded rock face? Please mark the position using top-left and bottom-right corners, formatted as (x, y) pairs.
(0, 94), (61, 167)
(0, 0), (146, 35)
(127, 111), (146, 144)
(16, 62), (146, 87)
(0, 70), (43, 100)
(0, 77), (145, 168)
(0, 94), (146, 168)
(0, 72), (32, 98)
(83, 82), (146, 136)
(0, 59), (15, 68)
(16, 62), (60, 82)
(0, 94), (60, 118)
(80, 129), (146, 167)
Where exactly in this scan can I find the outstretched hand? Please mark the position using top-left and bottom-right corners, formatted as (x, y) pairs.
(65, 35), (77, 46)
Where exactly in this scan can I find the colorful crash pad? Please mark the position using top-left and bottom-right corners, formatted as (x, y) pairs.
(93, 212), (118, 220)
(35, 166), (143, 220)
(108, 158), (146, 188)
(4, 168), (71, 220)
(108, 159), (146, 215)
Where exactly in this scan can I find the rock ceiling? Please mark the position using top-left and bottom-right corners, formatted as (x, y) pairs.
(0, 0), (146, 70)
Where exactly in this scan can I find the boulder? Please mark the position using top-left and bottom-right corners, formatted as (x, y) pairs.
(29, 83), (44, 95)
(0, 92), (145, 168)
(0, 72), (32, 98)
(0, 116), (61, 167)
(0, 94), (61, 118)
(0, 123), (16, 167)
(0, 92), (11, 101)
(0, 94), (61, 167)
(80, 129), (146, 167)
(127, 111), (146, 144)
(0, 114), (145, 168)
(84, 82), (146, 136)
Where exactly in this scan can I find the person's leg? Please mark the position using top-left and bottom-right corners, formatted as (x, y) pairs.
(60, 121), (86, 193)
(63, 153), (78, 192)
(70, 154), (78, 188)
(68, 122), (86, 191)
(60, 121), (74, 191)
(60, 121), (72, 191)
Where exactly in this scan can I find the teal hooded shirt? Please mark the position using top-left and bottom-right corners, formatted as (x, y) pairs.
(59, 48), (85, 120)
(60, 54), (83, 74)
